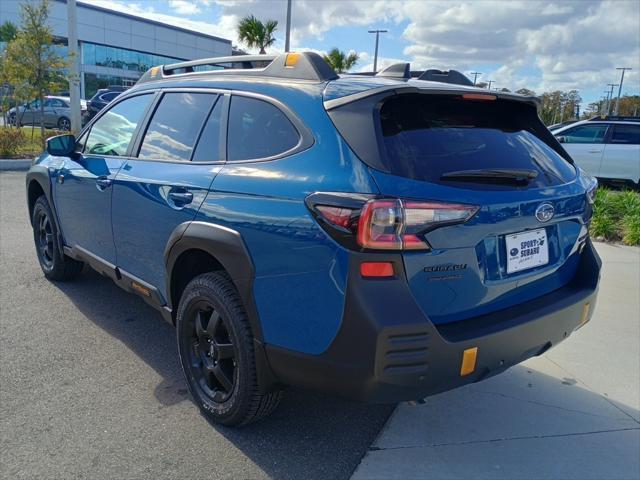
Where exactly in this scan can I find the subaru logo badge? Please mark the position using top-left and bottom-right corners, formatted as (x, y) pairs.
(535, 203), (555, 222)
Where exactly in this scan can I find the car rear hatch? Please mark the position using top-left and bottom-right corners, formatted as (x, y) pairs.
(326, 87), (594, 325)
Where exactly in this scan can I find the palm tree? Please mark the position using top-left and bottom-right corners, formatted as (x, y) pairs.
(322, 48), (359, 73)
(237, 15), (278, 54)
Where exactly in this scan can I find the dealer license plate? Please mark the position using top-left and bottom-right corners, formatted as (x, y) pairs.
(505, 229), (549, 274)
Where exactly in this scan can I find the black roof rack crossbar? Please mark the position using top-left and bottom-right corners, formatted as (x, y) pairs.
(137, 52), (339, 84)
(376, 63), (411, 79)
(417, 69), (474, 86)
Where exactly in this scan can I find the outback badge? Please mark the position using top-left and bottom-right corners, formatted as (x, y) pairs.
(535, 202), (555, 222)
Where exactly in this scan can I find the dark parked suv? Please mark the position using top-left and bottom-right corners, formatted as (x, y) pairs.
(85, 86), (128, 121)
(26, 53), (601, 426)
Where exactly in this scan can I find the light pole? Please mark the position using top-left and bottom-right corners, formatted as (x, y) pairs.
(601, 91), (610, 116)
(284, 0), (292, 52)
(486, 80), (494, 90)
(368, 29), (387, 73)
(606, 83), (619, 116)
(470, 71), (482, 85)
(613, 67), (632, 115)
(67, 0), (82, 132)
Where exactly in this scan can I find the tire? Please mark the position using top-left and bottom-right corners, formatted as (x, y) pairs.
(31, 196), (83, 281)
(176, 272), (282, 426)
(57, 116), (71, 131)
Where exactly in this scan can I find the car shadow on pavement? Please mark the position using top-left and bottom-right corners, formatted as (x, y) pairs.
(52, 267), (394, 480)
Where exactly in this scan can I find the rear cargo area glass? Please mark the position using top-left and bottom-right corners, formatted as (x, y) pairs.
(378, 94), (575, 187)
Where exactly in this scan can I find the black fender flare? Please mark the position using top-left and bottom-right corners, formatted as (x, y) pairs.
(26, 165), (66, 258)
(164, 221), (279, 391)
(164, 221), (263, 341)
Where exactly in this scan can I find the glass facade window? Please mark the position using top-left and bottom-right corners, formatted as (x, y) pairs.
(84, 73), (137, 99)
(81, 42), (184, 73)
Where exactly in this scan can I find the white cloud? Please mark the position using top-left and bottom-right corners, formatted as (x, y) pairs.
(169, 0), (201, 15)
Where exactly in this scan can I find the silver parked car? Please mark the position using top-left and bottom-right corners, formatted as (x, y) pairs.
(8, 96), (88, 131)
(552, 118), (640, 188)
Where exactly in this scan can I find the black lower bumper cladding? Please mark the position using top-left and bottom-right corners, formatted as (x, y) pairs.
(266, 240), (601, 403)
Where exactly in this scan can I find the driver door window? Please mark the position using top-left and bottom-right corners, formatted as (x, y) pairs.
(84, 94), (153, 157)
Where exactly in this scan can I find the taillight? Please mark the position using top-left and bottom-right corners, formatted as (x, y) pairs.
(307, 193), (478, 251)
(357, 199), (478, 250)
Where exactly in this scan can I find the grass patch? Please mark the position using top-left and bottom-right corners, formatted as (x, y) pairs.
(591, 188), (640, 246)
(0, 126), (63, 159)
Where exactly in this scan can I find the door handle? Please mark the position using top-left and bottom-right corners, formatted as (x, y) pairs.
(168, 191), (193, 205)
(96, 177), (112, 190)
(588, 150), (602, 153)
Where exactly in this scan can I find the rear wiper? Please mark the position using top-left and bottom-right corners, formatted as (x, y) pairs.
(440, 168), (538, 184)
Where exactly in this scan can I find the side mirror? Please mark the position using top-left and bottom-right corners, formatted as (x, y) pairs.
(46, 134), (77, 157)
(556, 136), (566, 144)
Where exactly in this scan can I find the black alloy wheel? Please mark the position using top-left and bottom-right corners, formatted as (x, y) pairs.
(35, 206), (55, 270)
(186, 301), (237, 403)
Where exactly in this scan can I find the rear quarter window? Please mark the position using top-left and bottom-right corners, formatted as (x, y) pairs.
(610, 124), (640, 144)
(227, 96), (299, 161)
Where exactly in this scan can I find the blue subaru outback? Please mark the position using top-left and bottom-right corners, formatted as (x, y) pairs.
(27, 52), (601, 426)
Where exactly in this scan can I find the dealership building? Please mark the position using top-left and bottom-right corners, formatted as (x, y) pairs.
(0, 0), (232, 98)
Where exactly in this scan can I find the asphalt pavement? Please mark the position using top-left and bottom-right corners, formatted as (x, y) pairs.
(0, 171), (393, 480)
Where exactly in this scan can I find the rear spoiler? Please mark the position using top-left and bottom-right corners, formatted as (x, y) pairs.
(323, 84), (541, 111)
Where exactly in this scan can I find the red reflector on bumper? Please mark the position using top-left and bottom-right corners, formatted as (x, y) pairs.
(360, 262), (394, 277)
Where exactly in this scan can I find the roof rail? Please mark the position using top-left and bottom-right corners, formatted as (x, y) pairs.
(588, 115), (640, 122)
(137, 52), (339, 84)
(376, 63), (411, 79)
(417, 69), (474, 86)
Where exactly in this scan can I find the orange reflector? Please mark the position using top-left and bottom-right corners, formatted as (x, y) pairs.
(462, 93), (497, 101)
(460, 347), (478, 376)
(360, 262), (394, 278)
(150, 66), (160, 77)
(580, 302), (591, 326)
(285, 53), (300, 67)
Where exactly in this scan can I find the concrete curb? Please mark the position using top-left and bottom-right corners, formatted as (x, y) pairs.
(0, 159), (33, 171)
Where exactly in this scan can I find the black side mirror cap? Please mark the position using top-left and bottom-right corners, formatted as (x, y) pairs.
(46, 134), (77, 157)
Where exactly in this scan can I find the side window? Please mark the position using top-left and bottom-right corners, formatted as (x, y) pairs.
(76, 130), (88, 153)
(561, 125), (608, 144)
(227, 96), (299, 161)
(102, 92), (120, 102)
(84, 94), (152, 156)
(610, 125), (640, 145)
(192, 98), (224, 162)
(138, 92), (216, 161)
(49, 99), (66, 108)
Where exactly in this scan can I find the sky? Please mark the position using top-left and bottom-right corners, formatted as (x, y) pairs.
(81, 0), (640, 108)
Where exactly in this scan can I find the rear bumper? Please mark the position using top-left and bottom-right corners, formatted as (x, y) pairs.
(265, 239), (601, 403)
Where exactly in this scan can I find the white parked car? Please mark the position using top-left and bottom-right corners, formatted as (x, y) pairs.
(552, 118), (640, 188)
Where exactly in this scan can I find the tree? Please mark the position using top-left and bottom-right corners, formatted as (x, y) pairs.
(3, 0), (69, 147)
(237, 15), (277, 54)
(516, 88), (535, 96)
(322, 48), (359, 73)
(0, 21), (18, 42)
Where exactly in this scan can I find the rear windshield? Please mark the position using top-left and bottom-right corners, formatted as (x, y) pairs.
(377, 94), (575, 187)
